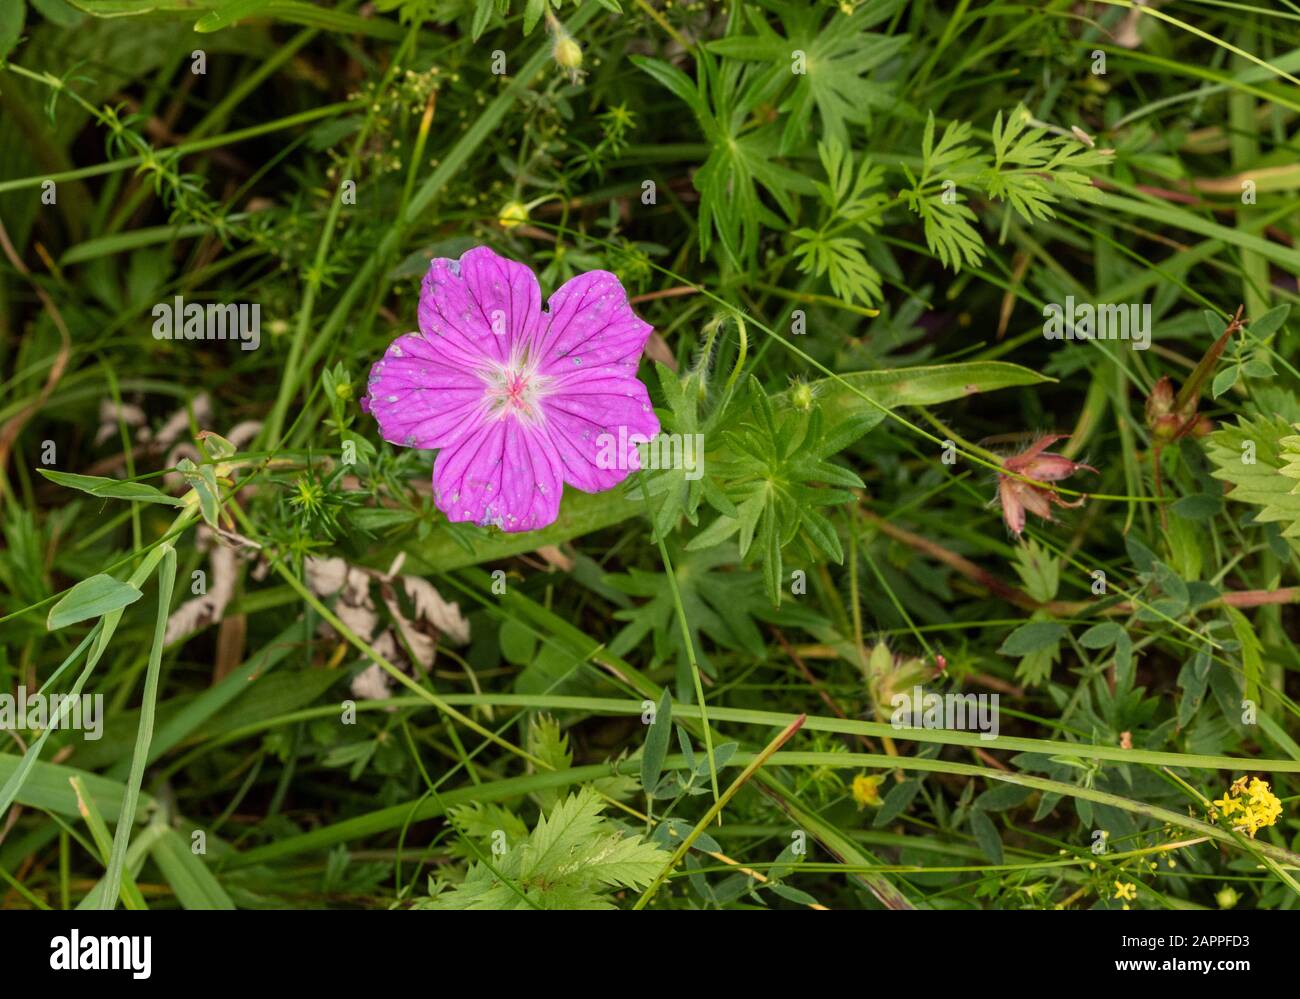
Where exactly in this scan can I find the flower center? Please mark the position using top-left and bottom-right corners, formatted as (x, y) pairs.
(485, 363), (547, 422)
(504, 371), (530, 403)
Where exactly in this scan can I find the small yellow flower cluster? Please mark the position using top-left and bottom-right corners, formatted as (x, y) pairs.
(851, 773), (884, 808)
(1211, 776), (1283, 838)
(1113, 880), (1137, 910)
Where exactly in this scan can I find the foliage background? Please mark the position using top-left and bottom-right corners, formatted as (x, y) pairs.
(1, 0), (1299, 910)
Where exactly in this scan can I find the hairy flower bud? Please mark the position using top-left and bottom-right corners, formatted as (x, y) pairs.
(553, 34), (582, 71)
(790, 379), (815, 412)
(1144, 375), (1175, 425)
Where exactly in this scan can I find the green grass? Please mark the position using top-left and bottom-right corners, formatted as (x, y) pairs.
(1, 0), (1299, 911)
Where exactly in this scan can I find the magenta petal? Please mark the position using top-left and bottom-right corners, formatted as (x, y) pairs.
(367, 332), (490, 451)
(418, 246), (543, 368)
(541, 379), (661, 493)
(535, 270), (653, 385)
(432, 417), (563, 533)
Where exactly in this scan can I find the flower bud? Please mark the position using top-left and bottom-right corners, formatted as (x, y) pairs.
(1144, 375), (1175, 424)
(1149, 413), (1182, 443)
(497, 200), (528, 229)
(553, 34), (582, 72)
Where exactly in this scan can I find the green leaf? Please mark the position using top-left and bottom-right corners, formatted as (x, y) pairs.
(47, 575), (143, 630)
(65, 0), (404, 38)
(1011, 538), (1059, 603)
(791, 228), (882, 305)
(1223, 605), (1262, 706)
(429, 786), (666, 910)
(38, 469), (185, 507)
(101, 547), (176, 909)
(999, 621), (1066, 656)
(193, 0), (271, 31)
(607, 544), (766, 678)
(195, 430), (238, 461)
(769, 882), (819, 906)
(1206, 415), (1300, 551)
(149, 827), (235, 909)
(31, 0), (81, 26)
(522, 0), (545, 34)
(706, 2), (908, 152)
(873, 778), (921, 826)
(1079, 622), (1123, 649)
(803, 361), (1052, 416)
(0, 0), (25, 59)
(908, 187), (984, 271)
(1212, 365), (1239, 399)
(365, 487), (646, 576)
(970, 809), (1004, 864)
(498, 618), (538, 666)
(1247, 304), (1289, 338)
(629, 56), (704, 115)
(1171, 493), (1223, 521)
(640, 690), (672, 794)
(633, 51), (813, 263)
(176, 458), (221, 528)
(470, 0), (495, 40)
(1177, 650), (1212, 730)
(1124, 533), (1157, 573)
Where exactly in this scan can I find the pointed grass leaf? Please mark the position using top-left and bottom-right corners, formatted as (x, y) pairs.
(47, 575), (143, 630)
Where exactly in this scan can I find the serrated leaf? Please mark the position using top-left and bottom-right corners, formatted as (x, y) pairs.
(429, 786), (666, 910)
(1171, 494), (1223, 520)
(998, 621), (1067, 656)
(1207, 415), (1300, 550)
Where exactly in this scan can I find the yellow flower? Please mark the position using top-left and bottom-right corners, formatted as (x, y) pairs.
(1211, 794), (1239, 818)
(1216, 885), (1240, 910)
(1113, 880), (1137, 902)
(1211, 776), (1283, 838)
(851, 773), (884, 808)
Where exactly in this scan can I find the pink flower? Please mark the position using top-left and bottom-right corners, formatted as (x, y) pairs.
(996, 434), (1096, 536)
(364, 246), (660, 533)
